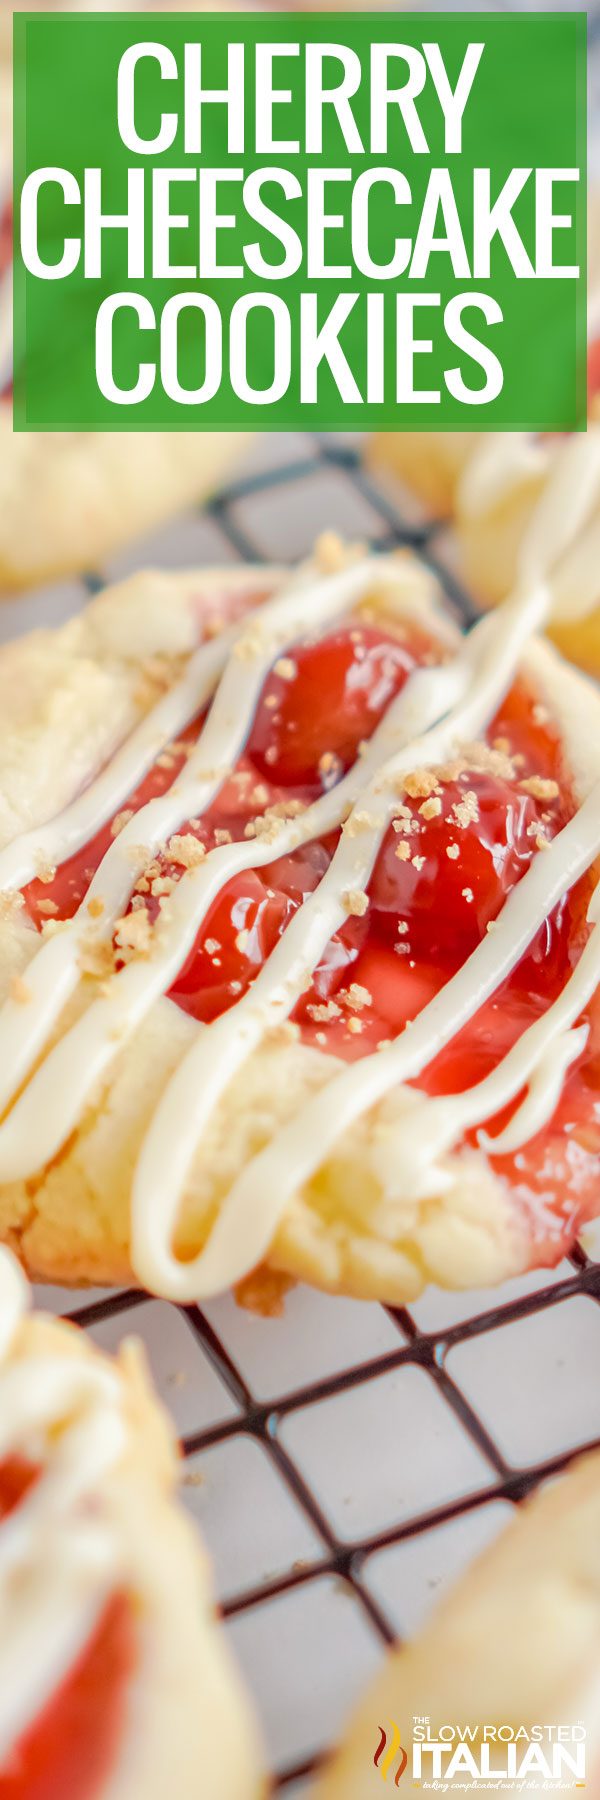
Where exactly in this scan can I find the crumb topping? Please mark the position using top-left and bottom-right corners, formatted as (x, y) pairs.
(343, 888), (369, 917)
(167, 834), (207, 869)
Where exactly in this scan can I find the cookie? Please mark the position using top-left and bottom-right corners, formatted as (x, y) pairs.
(370, 424), (600, 676)
(315, 1448), (600, 1795)
(369, 203), (600, 676)
(0, 531), (596, 1305)
(0, 1245), (265, 1799)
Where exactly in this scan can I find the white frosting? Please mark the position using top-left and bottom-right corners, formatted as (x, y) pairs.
(131, 579), (550, 1298)
(0, 503), (597, 1297)
(370, 886), (600, 1199)
(0, 577), (544, 1182)
(0, 557), (408, 1122)
(134, 784), (600, 1298)
(0, 622), (242, 893)
(0, 1248), (125, 1760)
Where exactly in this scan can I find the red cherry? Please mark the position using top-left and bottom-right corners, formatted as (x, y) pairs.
(369, 774), (551, 965)
(248, 625), (418, 790)
(0, 1588), (135, 1800)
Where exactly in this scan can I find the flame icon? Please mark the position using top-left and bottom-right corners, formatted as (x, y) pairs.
(374, 1723), (408, 1785)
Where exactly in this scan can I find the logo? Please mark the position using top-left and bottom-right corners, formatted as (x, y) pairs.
(374, 1723), (408, 1785)
(372, 1719), (587, 1790)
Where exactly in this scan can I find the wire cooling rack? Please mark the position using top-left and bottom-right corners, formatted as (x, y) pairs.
(24, 435), (600, 1795)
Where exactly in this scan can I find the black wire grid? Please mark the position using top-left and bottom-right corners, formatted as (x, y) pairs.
(57, 438), (600, 1792)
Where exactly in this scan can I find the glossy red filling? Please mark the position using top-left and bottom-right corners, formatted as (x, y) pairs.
(0, 1460), (135, 1800)
(24, 611), (600, 1267)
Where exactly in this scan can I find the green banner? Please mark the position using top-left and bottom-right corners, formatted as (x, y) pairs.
(13, 10), (586, 432)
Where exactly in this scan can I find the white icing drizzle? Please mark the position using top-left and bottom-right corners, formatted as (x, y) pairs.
(0, 578), (544, 1183)
(0, 619), (243, 893)
(0, 1248), (125, 1761)
(0, 480), (597, 1298)
(368, 886), (600, 1199)
(170, 785), (600, 1296)
(0, 556), (409, 1124)
(131, 580), (550, 1298)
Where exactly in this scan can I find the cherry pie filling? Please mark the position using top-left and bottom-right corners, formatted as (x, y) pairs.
(24, 610), (599, 1266)
(0, 1461), (135, 1800)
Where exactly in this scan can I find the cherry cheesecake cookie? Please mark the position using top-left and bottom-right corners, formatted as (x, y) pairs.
(315, 1447), (600, 1796)
(369, 287), (600, 677)
(0, 525), (597, 1305)
(0, 1245), (264, 1800)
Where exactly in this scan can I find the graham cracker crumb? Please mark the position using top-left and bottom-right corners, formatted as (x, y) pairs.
(519, 776), (559, 801)
(420, 797), (442, 820)
(342, 982), (372, 1011)
(402, 770), (441, 801)
(114, 909), (154, 958)
(452, 790), (479, 829)
(151, 875), (176, 898)
(110, 809), (135, 839)
(168, 834), (206, 870)
(343, 888), (369, 918)
(235, 1266), (295, 1317)
(456, 741), (516, 782)
(34, 855), (56, 885)
(274, 656), (296, 681)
